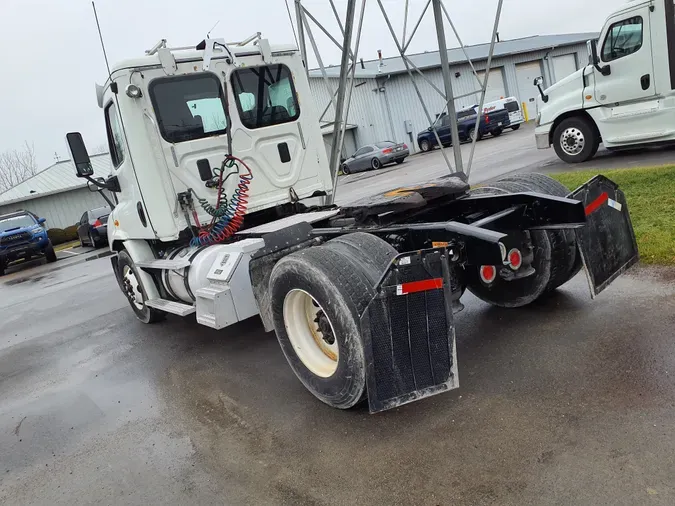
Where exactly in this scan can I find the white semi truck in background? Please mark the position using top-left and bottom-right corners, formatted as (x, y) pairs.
(535, 0), (675, 163)
(66, 34), (638, 413)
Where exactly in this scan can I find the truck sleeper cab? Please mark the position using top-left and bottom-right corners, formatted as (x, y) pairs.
(535, 0), (675, 163)
(66, 36), (638, 414)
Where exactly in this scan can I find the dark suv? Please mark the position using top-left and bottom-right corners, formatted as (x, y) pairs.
(0, 211), (56, 275)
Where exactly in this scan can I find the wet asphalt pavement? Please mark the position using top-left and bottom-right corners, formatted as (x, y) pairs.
(2, 256), (675, 505)
(3, 128), (675, 505)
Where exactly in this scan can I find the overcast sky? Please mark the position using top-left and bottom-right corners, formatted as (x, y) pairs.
(1, 0), (619, 169)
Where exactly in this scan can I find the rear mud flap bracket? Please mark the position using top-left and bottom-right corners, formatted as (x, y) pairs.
(571, 175), (639, 297)
(360, 249), (459, 413)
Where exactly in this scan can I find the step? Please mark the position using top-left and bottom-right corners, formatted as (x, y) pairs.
(136, 258), (191, 270)
(145, 298), (196, 316)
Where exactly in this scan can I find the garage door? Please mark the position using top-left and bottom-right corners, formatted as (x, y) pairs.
(323, 128), (357, 161)
(552, 54), (578, 83)
(515, 61), (543, 119)
(476, 68), (507, 103)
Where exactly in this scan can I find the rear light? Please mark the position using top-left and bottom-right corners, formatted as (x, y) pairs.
(484, 114), (490, 123)
(507, 248), (523, 271)
(479, 265), (497, 284)
(93, 219), (103, 227)
(403, 144), (408, 149)
(382, 148), (393, 154)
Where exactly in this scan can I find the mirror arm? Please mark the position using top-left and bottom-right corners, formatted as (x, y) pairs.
(85, 175), (121, 193)
(594, 62), (611, 76)
(536, 84), (548, 103)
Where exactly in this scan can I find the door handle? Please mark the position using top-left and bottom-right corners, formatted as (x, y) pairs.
(641, 74), (650, 90)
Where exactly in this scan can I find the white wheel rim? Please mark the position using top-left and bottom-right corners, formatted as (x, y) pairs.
(122, 265), (144, 310)
(283, 289), (339, 378)
(560, 127), (585, 156)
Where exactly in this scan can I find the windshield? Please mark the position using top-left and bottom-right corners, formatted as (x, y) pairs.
(0, 214), (36, 232)
(91, 207), (110, 219)
(149, 74), (228, 143)
(375, 142), (395, 148)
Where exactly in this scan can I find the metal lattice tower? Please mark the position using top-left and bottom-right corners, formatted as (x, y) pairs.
(291, 0), (504, 204)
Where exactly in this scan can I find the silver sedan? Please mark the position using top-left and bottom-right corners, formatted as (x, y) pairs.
(341, 141), (409, 174)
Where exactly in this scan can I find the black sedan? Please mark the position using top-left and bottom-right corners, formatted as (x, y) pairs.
(77, 206), (110, 248)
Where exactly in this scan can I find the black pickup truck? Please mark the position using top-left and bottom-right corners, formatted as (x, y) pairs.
(417, 106), (511, 152)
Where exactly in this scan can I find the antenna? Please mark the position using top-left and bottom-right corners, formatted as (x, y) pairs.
(206, 20), (220, 39)
(92, 2), (114, 85)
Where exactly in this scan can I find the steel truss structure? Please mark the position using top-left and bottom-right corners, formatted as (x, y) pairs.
(291, 0), (504, 203)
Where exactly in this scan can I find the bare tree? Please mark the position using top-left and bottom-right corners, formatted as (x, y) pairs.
(0, 142), (38, 193)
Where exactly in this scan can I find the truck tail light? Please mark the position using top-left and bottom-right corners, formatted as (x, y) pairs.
(479, 265), (497, 284)
(507, 248), (523, 271)
(382, 148), (393, 154)
(93, 219), (103, 227)
(403, 144), (408, 149)
(484, 114), (490, 123)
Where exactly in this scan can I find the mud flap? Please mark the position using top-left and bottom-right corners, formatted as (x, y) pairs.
(360, 249), (458, 413)
(571, 175), (639, 297)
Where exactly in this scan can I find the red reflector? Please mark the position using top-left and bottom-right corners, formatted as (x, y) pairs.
(480, 265), (497, 283)
(508, 249), (522, 270)
(585, 192), (608, 216)
(382, 148), (393, 154)
(396, 278), (443, 296)
(93, 219), (102, 227)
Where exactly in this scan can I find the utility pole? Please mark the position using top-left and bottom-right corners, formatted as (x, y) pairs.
(431, 0), (463, 175)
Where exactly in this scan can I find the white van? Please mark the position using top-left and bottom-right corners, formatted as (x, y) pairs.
(482, 97), (525, 130)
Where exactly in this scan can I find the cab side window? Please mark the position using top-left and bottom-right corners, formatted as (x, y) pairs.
(105, 102), (125, 168)
(602, 17), (643, 62)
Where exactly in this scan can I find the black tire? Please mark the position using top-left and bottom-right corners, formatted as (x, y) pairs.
(492, 128), (503, 137)
(553, 116), (599, 163)
(419, 139), (431, 152)
(0, 262), (5, 276)
(466, 182), (552, 307)
(45, 241), (57, 263)
(326, 232), (397, 286)
(371, 158), (382, 170)
(270, 245), (378, 409)
(342, 164), (351, 175)
(116, 250), (166, 324)
(511, 124), (521, 131)
(498, 173), (582, 289)
(468, 128), (482, 142)
(395, 159), (405, 165)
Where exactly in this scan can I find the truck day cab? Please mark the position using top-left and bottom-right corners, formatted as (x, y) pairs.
(535, 0), (675, 163)
(66, 35), (638, 413)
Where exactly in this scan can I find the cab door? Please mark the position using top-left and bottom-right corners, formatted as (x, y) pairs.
(594, 12), (656, 105)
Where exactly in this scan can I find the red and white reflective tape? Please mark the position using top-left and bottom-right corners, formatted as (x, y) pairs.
(585, 192), (622, 215)
(396, 278), (443, 296)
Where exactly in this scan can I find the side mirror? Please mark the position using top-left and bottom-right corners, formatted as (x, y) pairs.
(65, 132), (94, 177)
(38, 217), (46, 225)
(533, 76), (548, 103)
(587, 39), (611, 76)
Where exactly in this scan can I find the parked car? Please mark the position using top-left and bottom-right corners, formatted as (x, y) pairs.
(0, 211), (56, 275)
(341, 141), (409, 174)
(77, 206), (111, 248)
(417, 106), (511, 151)
(482, 97), (525, 131)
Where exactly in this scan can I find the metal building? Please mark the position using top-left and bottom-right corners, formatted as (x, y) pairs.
(309, 33), (596, 156)
(0, 154), (112, 230)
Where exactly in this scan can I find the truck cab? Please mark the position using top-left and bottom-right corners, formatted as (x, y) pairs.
(535, 0), (675, 163)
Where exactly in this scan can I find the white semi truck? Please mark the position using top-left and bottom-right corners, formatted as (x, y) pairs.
(535, 0), (675, 163)
(67, 35), (638, 413)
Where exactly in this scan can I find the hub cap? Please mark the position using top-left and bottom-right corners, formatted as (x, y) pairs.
(283, 289), (339, 378)
(560, 127), (585, 156)
(122, 265), (144, 310)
